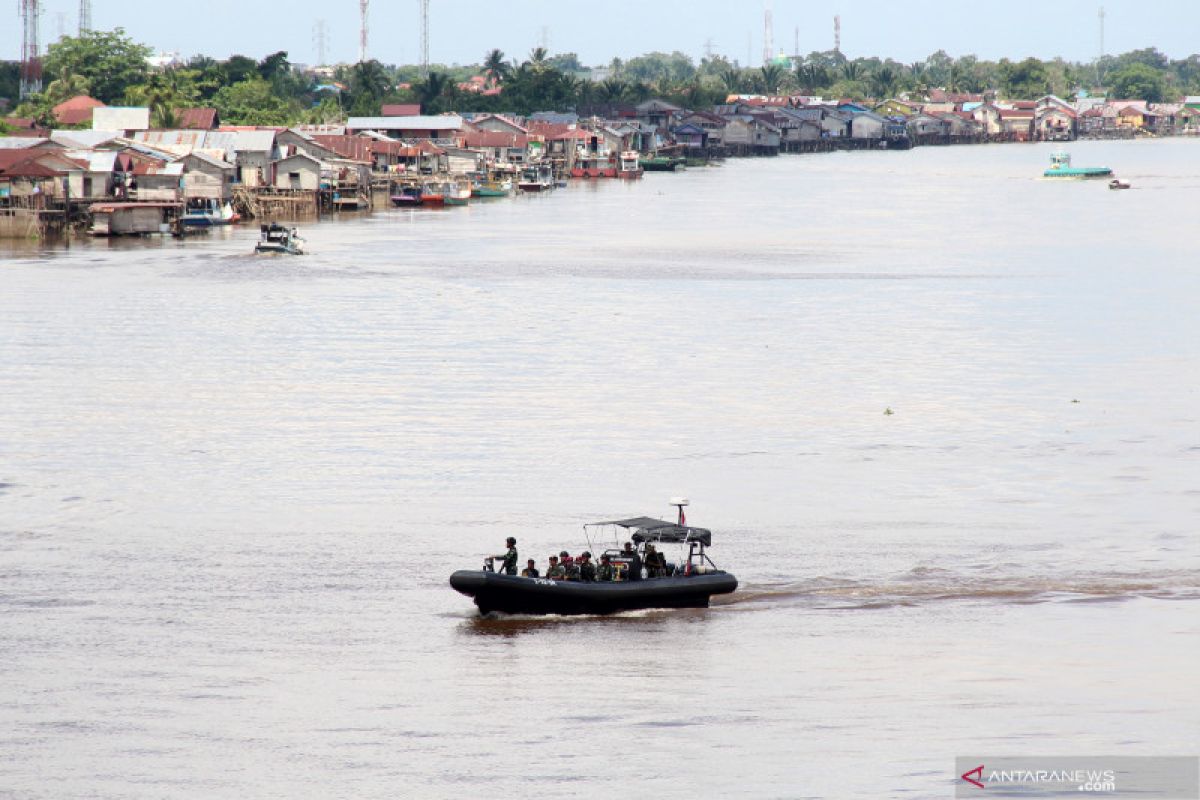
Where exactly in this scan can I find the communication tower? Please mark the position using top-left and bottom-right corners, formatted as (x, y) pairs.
(358, 0), (368, 62)
(834, 15), (841, 54)
(313, 19), (329, 66)
(19, 0), (43, 99)
(419, 0), (430, 76)
(78, 0), (92, 33)
(1098, 6), (1105, 60)
(762, 1), (773, 66)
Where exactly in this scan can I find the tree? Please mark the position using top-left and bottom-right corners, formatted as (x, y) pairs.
(221, 55), (259, 85)
(42, 28), (151, 104)
(870, 66), (898, 99)
(257, 51), (291, 82)
(1107, 62), (1168, 102)
(414, 71), (452, 113)
(1000, 57), (1050, 99)
(759, 64), (785, 94)
(795, 61), (830, 94)
(212, 78), (299, 125)
(483, 49), (512, 85)
(43, 72), (92, 105)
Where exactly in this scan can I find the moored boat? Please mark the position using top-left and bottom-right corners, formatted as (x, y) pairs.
(617, 150), (643, 179)
(1109, 178), (1131, 190)
(444, 177), (472, 206)
(450, 501), (738, 616)
(390, 184), (422, 207)
(180, 198), (237, 227)
(1043, 151), (1112, 179)
(471, 175), (512, 197)
(419, 180), (447, 206)
(517, 163), (555, 192)
(641, 154), (686, 172)
(570, 150), (618, 178)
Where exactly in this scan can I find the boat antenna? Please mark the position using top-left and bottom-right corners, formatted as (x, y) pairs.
(670, 497), (689, 527)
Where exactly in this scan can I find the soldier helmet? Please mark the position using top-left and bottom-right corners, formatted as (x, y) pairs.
(506, 536), (517, 545)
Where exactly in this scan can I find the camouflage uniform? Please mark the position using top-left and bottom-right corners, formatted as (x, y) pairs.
(546, 563), (566, 579)
(596, 561), (615, 581)
(497, 545), (518, 575)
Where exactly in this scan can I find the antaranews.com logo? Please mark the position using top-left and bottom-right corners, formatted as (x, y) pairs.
(954, 756), (1198, 798)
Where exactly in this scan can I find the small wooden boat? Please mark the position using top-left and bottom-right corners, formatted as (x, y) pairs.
(444, 177), (472, 206)
(390, 184), (422, 206)
(471, 176), (512, 197)
(641, 154), (686, 172)
(419, 181), (446, 206)
(1043, 151), (1112, 179)
(254, 222), (304, 255)
(180, 198), (237, 227)
(617, 150), (643, 179)
(1108, 179), (1131, 190)
(517, 164), (555, 192)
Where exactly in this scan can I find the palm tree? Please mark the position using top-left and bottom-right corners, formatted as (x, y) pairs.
(759, 64), (785, 94)
(841, 61), (863, 82)
(415, 71), (451, 113)
(483, 49), (511, 85)
(43, 72), (92, 105)
(351, 59), (391, 103)
(870, 66), (898, 99)
(527, 47), (549, 71)
(795, 62), (829, 95)
(598, 77), (628, 103)
(719, 66), (744, 94)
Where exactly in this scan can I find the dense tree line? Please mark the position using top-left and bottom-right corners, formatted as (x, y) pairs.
(4, 29), (1199, 129)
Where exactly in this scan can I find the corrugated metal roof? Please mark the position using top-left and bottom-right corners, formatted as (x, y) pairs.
(346, 115), (464, 130)
(232, 130), (278, 152)
(0, 137), (48, 149)
(50, 130), (124, 148)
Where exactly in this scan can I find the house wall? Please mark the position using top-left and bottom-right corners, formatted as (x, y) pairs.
(849, 115), (884, 139)
(272, 159), (320, 190)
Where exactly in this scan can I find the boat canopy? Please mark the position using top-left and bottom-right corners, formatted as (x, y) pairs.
(591, 517), (712, 546)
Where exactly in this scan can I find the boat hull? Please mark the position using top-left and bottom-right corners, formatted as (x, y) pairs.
(1043, 167), (1112, 178)
(449, 570), (738, 616)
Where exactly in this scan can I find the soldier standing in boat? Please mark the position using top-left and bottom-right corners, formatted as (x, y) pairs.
(493, 537), (518, 575)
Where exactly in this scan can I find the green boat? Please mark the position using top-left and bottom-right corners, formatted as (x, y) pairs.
(471, 177), (512, 197)
(1043, 151), (1112, 179)
(641, 155), (687, 172)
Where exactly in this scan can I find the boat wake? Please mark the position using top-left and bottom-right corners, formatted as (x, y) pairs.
(720, 567), (1200, 610)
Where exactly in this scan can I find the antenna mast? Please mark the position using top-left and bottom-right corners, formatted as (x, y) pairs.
(763, 1), (773, 66)
(1098, 6), (1105, 61)
(19, 0), (43, 99)
(358, 0), (368, 62)
(313, 19), (328, 66)
(419, 0), (430, 77)
(834, 15), (841, 54)
(78, 0), (91, 33)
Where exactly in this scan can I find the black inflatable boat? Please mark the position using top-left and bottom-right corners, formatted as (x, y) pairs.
(450, 510), (738, 616)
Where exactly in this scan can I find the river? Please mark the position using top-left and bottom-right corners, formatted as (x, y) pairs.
(2, 139), (1198, 798)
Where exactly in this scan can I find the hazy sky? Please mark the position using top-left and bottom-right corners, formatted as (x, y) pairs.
(10, 0), (1200, 69)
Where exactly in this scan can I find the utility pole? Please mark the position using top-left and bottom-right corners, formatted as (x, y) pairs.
(19, 0), (42, 99)
(357, 0), (367, 62)
(78, 0), (91, 34)
(419, 0), (430, 76)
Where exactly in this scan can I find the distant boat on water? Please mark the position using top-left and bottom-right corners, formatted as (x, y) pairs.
(517, 164), (555, 192)
(1043, 151), (1112, 179)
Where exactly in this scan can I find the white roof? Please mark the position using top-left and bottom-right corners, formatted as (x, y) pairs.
(64, 148), (118, 172)
(232, 130), (278, 153)
(0, 137), (48, 149)
(92, 106), (151, 131)
(51, 129), (123, 148)
(346, 115), (463, 131)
